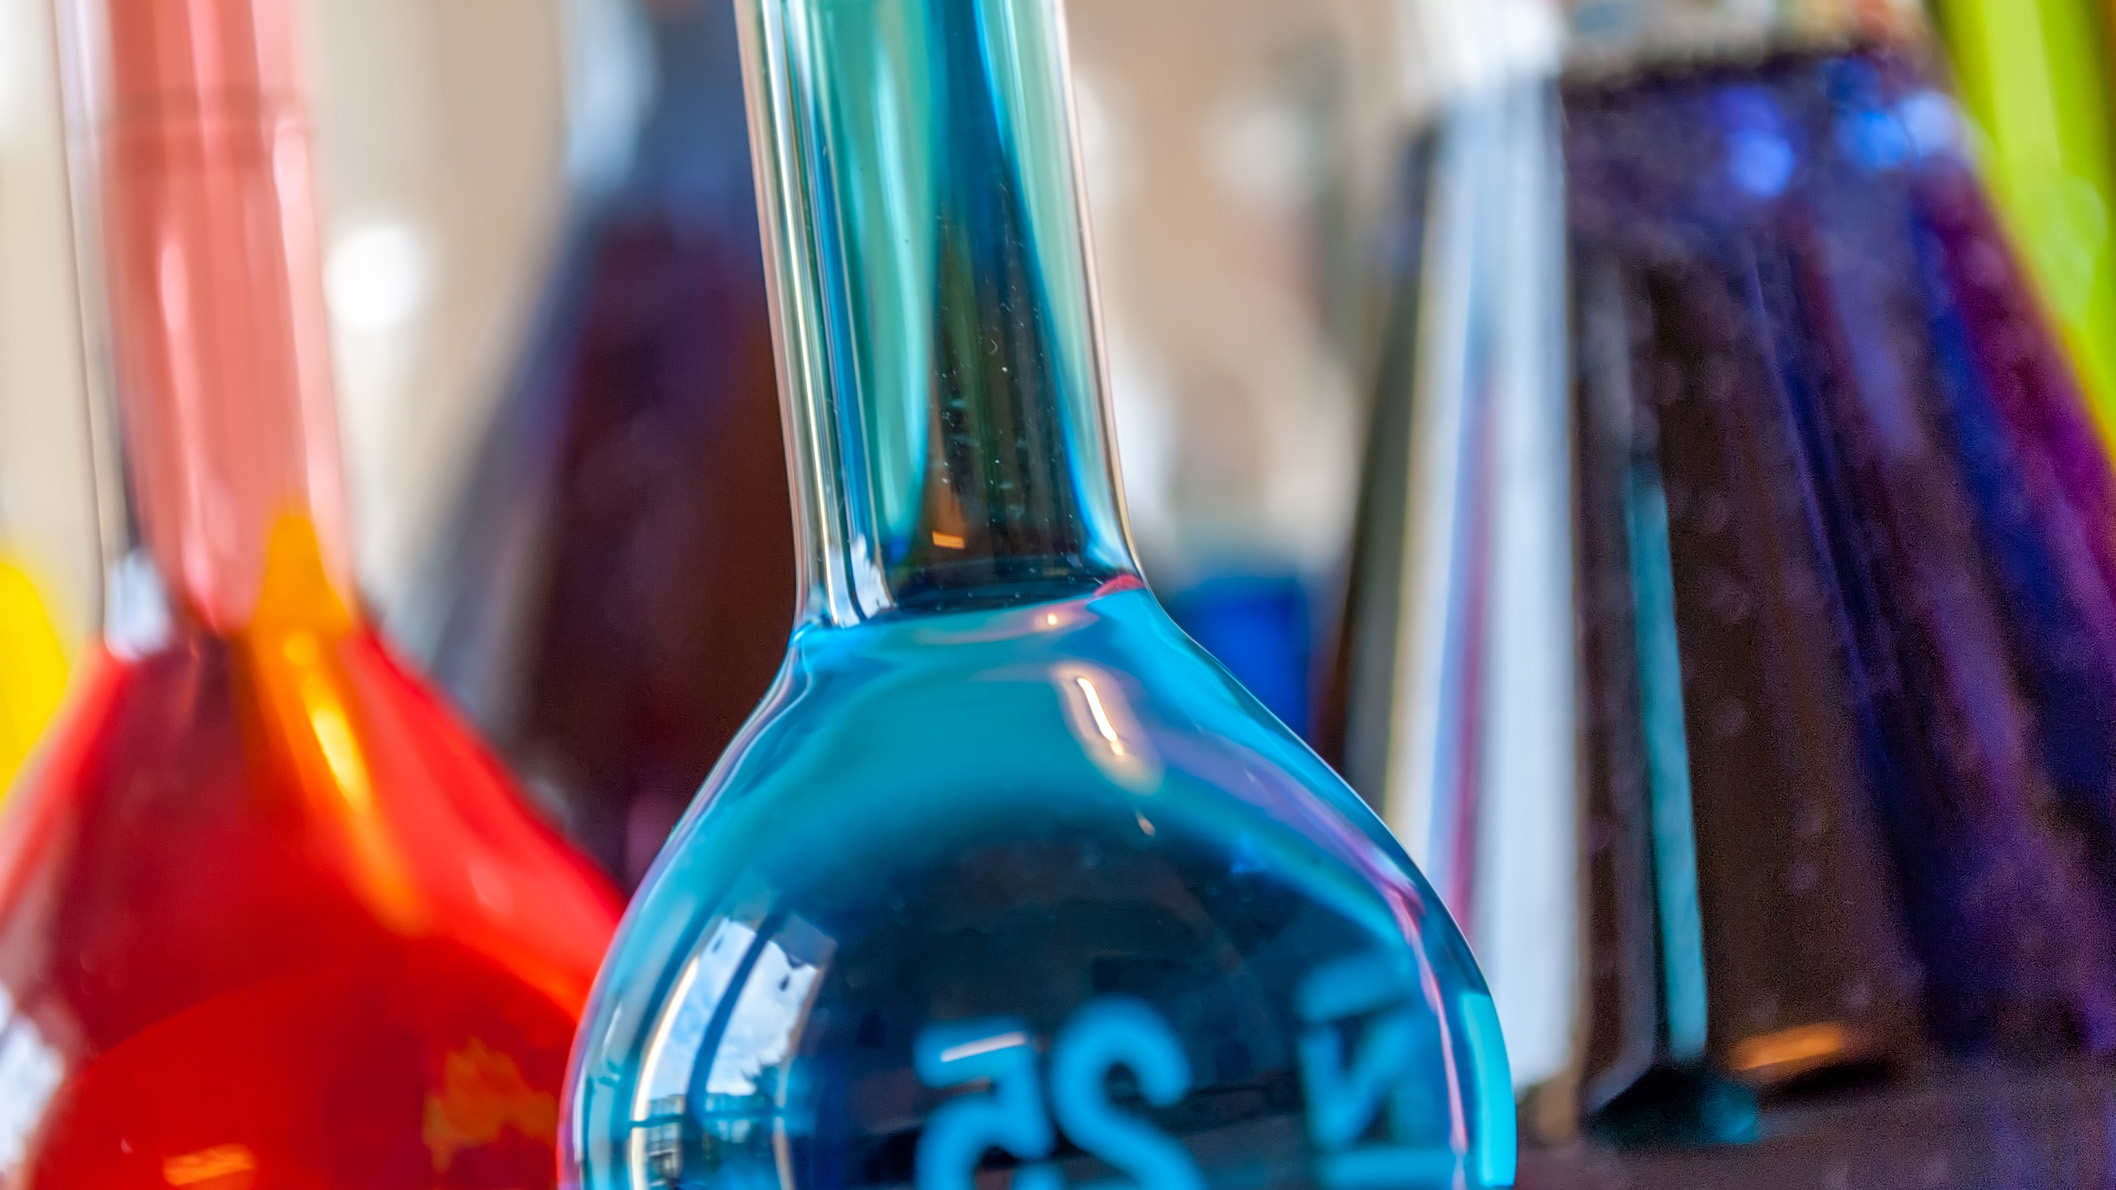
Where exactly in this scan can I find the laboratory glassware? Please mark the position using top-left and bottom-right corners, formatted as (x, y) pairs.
(402, 0), (792, 888)
(0, 554), (65, 795)
(1333, 0), (2116, 1180)
(0, 0), (621, 1179)
(561, 0), (1515, 1186)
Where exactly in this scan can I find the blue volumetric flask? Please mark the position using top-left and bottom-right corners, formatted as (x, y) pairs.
(559, 0), (1514, 1186)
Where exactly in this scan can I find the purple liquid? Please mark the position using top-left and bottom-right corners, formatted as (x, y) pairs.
(1551, 47), (2116, 1182)
(406, 1), (793, 889)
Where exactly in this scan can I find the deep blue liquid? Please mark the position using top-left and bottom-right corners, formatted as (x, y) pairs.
(564, 585), (1512, 1189)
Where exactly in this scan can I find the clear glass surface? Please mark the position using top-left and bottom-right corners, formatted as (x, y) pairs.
(2, 527), (620, 1182)
(1059, 0), (1406, 744)
(567, 584), (1511, 1189)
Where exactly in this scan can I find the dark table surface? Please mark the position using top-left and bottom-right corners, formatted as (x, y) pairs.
(1519, 1061), (2116, 1189)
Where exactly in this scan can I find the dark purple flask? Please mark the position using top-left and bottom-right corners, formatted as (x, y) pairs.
(399, 0), (793, 888)
(1331, 2), (2116, 1181)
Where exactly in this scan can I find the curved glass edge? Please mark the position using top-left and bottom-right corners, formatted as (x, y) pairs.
(736, 0), (1137, 627)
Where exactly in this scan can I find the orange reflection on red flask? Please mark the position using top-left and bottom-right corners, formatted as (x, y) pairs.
(0, 0), (621, 1181)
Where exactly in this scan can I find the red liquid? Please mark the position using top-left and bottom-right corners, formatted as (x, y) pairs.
(0, 526), (621, 1186)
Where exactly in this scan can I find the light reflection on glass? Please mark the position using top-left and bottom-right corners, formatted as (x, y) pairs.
(0, 986), (64, 1176)
(622, 913), (835, 1188)
(704, 935), (822, 1097)
(161, 1144), (258, 1186)
(635, 919), (759, 1116)
(1074, 675), (1126, 756)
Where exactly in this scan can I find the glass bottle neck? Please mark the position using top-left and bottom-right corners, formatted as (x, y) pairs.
(62, 0), (356, 642)
(736, 0), (1138, 627)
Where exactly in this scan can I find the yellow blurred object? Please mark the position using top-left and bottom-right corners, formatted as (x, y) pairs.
(0, 556), (68, 792)
(1937, 0), (2116, 443)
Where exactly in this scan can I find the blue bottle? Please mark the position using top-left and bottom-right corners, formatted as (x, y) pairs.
(561, 0), (1514, 1186)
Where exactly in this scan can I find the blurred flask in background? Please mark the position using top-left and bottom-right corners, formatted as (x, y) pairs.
(0, 0), (577, 794)
(26, 0), (576, 619)
(395, 0), (792, 888)
(1331, 0), (2116, 1181)
(1065, 0), (1405, 740)
(1932, 0), (2116, 445)
(0, 0), (618, 1173)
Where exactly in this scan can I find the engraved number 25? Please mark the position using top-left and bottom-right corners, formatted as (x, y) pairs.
(914, 997), (1204, 1190)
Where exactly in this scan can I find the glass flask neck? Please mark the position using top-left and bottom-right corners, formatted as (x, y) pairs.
(736, 0), (1139, 628)
(61, 0), (357, 643)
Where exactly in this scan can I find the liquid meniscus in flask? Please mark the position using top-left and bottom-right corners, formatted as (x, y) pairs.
(561, 0), (1514, 1187)
(0, 0), (622, 1181)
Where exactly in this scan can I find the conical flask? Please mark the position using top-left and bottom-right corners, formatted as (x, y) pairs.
(1332, 0), (2116, 1179)
(561, 0), (1514, 1186)
(399, 0), (792, 889)
(1060, 0), (1403, 743)
(0, 0), (621, 1178)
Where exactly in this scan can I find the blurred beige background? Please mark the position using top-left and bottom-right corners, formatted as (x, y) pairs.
(1069, 0), (1405, 594)
(0, 0), (1417, 654)
(0, 0), (94, 647)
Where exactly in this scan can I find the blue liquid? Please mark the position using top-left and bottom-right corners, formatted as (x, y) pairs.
(564, 583), (1512, 1189)
(1168, 575), (1317, 743)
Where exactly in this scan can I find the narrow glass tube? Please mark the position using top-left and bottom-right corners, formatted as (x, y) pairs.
(744, 0), (1134, 622)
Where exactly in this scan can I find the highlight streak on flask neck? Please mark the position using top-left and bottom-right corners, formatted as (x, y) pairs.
(738, 0), (1140, 627)
(66, 0), (353, 636)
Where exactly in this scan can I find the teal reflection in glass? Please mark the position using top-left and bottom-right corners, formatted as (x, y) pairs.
(559, 0), (1513, 1187)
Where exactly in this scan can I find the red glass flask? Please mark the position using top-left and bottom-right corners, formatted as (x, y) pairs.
(0, 0), (621, 1181)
